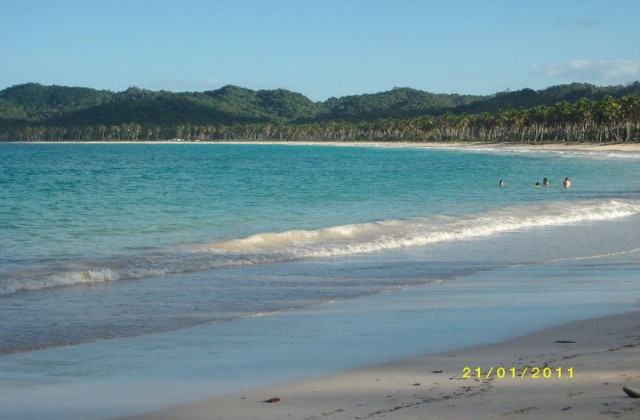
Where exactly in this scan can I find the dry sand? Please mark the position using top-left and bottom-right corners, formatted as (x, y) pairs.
(129, 311), (639, 420)
(208, 140), (640, 153)
(38, 139), (640, 153)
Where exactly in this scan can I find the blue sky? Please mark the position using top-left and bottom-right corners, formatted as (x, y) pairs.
(1, 0), (639, 100)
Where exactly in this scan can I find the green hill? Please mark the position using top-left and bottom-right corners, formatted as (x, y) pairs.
(1, 81), (639, 142)
(0, 83), (114, 122)
(2, 81), (639, 127)
(319, 87), (482, 121)
(454, 82), (640, 114)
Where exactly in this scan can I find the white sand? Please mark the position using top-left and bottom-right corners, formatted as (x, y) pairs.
(209, 140), (640, 152)
(31, 139), (640, 153)
(128, 311), (639, 420)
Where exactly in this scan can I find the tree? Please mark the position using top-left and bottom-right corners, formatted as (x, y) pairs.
(620, 95), (640, 142)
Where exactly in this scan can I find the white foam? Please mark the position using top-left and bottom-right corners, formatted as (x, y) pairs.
(198, 199), (640, 260)
(544, 247), (640, 264)
(464, 145), (640, 161)
(0, 267), (119, 296)
(3, 199), (640, 297)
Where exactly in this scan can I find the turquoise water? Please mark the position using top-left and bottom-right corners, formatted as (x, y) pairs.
(3, 143), (639, 277)
(1, 143), (640, 418)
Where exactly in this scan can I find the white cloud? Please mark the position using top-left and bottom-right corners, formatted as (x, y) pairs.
(534, 60), (640, 81)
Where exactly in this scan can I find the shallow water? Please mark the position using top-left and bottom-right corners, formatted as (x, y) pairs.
(1, 143), (640, 418)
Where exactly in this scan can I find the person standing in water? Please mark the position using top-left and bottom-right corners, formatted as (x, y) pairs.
(563, 177), (571, 188)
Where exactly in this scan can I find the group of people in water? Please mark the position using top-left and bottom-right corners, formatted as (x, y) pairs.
(498, 177), (571, 188)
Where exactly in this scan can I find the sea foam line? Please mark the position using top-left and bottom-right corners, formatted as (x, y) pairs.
(197, 199), (640, 258)
(2, 199), (639, 297)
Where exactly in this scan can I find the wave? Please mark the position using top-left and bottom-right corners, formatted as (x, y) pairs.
(196, 199), (640, 257)
(2, 199), (640, 297)
(464, 145), (640, 161)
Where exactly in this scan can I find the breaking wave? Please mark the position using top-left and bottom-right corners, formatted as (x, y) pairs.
(2, 199), (640, 297)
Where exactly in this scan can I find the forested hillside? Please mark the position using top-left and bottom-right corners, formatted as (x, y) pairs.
(1, 82), (639, 142)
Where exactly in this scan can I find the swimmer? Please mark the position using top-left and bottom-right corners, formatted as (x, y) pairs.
(563, 177), (571, 189)
(543, 178), (549, 186)
(499, 179), (504, 187)
(534, 182), (540, 188)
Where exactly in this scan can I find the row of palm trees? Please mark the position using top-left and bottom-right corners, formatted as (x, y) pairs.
(3, 94), (640, 143)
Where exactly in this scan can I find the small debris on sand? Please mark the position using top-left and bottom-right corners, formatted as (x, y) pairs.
(622, 386), (640, 398)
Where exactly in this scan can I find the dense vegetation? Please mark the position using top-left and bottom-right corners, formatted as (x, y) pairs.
(1, 82), (639, 143)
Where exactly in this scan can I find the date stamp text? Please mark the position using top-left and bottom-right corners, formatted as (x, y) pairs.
(462, 366), (574, 380)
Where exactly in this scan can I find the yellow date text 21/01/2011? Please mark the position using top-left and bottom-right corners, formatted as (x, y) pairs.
(462, 366), (574, 380)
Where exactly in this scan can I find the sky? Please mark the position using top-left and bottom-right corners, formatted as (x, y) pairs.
(1, 0), (639, 101)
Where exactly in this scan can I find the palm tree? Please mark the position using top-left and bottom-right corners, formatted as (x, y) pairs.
(596, 96), (622, 142)
(620, 95), (640, 142)
(574, 97), (596, 141)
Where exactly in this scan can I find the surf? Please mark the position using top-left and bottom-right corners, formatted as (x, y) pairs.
(2, 199), (639, 297)
(196, 199), (640, 255)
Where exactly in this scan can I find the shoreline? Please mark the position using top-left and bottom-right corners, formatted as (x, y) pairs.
(4, 139), (639, 419)
(217, 140), (640, 153)
(128, 311), (640, 420)
(5, 140), (640, 153)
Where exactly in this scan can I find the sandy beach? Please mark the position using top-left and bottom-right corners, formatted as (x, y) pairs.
(128, 311), (639, 420)
(27, 139), (640, 152)
(208, 140), (640, 153)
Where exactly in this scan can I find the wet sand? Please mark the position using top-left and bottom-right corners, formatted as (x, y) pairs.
(128, 311), (640, 420)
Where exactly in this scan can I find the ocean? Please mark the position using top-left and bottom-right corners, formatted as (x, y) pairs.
(1, 142), (640, 418)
